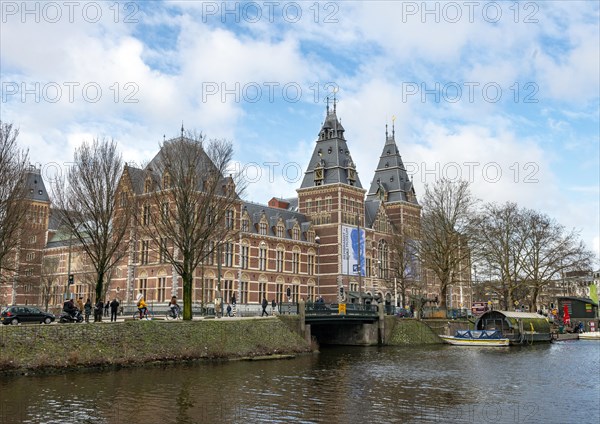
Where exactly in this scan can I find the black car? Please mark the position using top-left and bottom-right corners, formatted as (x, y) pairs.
(0, 306), (55, 325)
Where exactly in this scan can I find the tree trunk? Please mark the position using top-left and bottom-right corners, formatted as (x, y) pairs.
(183, 272), (193, 320)
(439, 283), (447, 310)
(95, 272), (104, 304)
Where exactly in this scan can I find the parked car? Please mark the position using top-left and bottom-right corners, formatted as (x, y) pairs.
(0, 306), (55, 325)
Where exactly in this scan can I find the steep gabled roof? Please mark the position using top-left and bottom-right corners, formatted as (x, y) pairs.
(300, 102), (362, 189)
(366, 125), (418, 205)
(241, 201), (311, 241)
(24, 167), (50, 202)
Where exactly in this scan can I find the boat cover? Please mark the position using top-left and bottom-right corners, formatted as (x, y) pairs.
(455, 330), (504, 339)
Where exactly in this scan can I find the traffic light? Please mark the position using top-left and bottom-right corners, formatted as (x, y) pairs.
(286, 287), (291, 298)
(68, 274), (74, 285)
(339, 286), (344, 299)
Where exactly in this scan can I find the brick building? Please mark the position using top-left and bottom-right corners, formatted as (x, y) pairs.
(2, 103), (458, 311)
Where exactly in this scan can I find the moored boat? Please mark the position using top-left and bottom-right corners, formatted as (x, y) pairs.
(440, 330), (510, 346)
(578, 332), (600, 340)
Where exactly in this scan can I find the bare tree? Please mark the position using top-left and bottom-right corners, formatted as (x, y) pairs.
(521, 210), (595, 310)
(52, 139), (131, 301)
(470, 202), (531, 309)
(40, 256), (59, 311)
(136, 133), (245, 320)
(0, 122), (29, 279)
(419, 179), (476, 310)
(386, 225), (420, 308)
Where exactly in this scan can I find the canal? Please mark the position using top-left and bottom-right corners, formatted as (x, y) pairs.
(1, 341), (598, 423)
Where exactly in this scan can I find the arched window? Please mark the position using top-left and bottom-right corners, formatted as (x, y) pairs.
(259, 242), (268, 271)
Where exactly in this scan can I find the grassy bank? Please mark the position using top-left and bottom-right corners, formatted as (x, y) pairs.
(0, 318), (311, 374)
(385, 317), (443, 345)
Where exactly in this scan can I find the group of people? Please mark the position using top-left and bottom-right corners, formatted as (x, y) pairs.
(136, 295), (180, 319)
(62, 297), (120, 322)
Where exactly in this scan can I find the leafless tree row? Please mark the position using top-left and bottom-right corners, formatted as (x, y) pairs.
(406, 178), (595, 311)
(0, 122), (29, 279)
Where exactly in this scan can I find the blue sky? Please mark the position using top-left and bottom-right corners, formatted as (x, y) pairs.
(1, 1), (599, 258)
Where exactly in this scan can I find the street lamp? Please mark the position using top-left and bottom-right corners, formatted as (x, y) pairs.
(315, 235), (321, 298)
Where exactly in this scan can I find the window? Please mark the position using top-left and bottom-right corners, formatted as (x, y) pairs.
(144, 177), (152, 193)
(26, 252), (35, 262)
(143, 204), (151, 226)
(259, 281), (267, 301)
(308, 285), (315, 302)
(225, 210), (234, 229)
(378, 240), (389, 279)
(157, 277), (167, 302)
(276, 247), (284, 273)
(292, 248), (300, 274)
(29, 235), (37, 244)
(276, 283), (284, 305)
(203, 278), (214, 303)
(241, 218), (249, 232)
(240, 280), (248, 304)
(161, 202), (169, 220)
(162, 173), (170, 189)
(259, 222), (267, 235)
(206, 241), (215, 265)
(223, 280), (234, 305)
(366, 258), (372, 277)
(141, 240), (149, 264)
(159, 238), (168, 263)
(276, 224), (284, 238)
(241, 244), (249, 269)
(308, 252), (315, 275)
(291, 285), (299, 303)
(224, 242), (234, 267)
(137, 278), (148, 299)
(259, 243), (267, 271)
(292, 227), (300, 240)
(120, 191), (128, 207)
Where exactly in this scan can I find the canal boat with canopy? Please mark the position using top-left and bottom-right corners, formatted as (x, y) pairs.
(578, 332), (600, 340)
(475, 311), (552, 344)
(440, 330), (510, 346)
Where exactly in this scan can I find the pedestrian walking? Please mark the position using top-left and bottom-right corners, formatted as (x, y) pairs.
(110, 298), (120, 322)
(104, 300), (110, 317)
(261, 298), (269, 317)
(84, 298), (92, 323)
(271, 299), (277, 315)
(226, 304), (232, 317)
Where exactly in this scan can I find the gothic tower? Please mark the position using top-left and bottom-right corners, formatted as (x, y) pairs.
(297, 98), (366, 301)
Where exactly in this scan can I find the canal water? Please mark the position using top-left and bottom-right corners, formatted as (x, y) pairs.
(1, 341), (598, 424)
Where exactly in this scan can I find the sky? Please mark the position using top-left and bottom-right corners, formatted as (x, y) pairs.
(1, 1), (599, 260)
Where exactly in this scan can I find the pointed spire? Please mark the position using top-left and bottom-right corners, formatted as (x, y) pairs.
(385, 123), (388, 139)
(181, 122), (184, 139)
(163, 134), (166, 142)
(333, 90), (337, 114)
(392, 115), (396, 139)
(326, 96), (330, 114)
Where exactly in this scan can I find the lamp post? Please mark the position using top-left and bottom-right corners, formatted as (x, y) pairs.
(315, 235), (321, 297)
(357, 213), (363, 305)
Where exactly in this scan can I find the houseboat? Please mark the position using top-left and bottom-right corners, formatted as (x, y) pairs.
(475, 311), (552, 344)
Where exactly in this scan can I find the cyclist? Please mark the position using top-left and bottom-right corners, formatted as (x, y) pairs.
(137, 296), (148, 319)
(169, 296), (181, 318)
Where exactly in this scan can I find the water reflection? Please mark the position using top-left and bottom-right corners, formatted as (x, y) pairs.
(1, 342), (598, 423)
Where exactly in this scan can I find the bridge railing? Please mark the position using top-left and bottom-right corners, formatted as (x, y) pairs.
(305, 303), (379, 317)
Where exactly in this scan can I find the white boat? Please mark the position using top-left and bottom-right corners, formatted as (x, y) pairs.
(578, 332), (600, 340)
(440, 330), (510, 347)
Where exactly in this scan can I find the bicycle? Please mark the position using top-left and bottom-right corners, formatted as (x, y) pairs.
(165, 306), (182, 320)
(132, 308), (154, 320)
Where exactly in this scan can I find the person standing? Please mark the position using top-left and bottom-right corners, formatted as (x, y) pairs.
(104, 300), (110, 317)
(226, 304), (232, 317)
(94, 299), (104, 322)
(110, 298), (120, 322)
(261, 298), (269, 317)
(76, 297), (84, 313)
(84, 298), (92, 323)
(271, 299), (277, 315)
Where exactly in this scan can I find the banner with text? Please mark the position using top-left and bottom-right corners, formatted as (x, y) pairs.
(341, 225), (365, 276)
